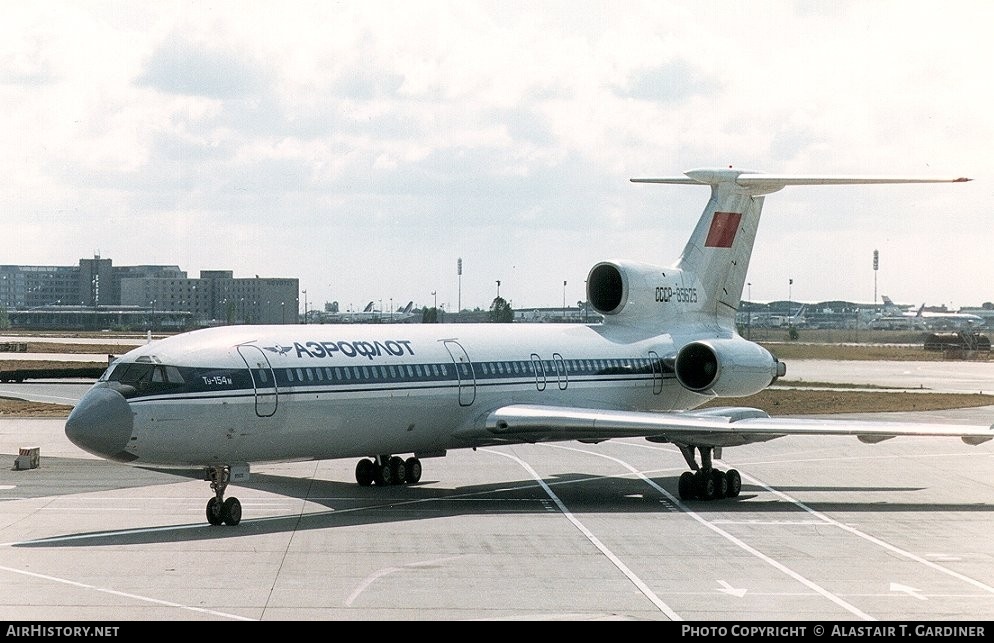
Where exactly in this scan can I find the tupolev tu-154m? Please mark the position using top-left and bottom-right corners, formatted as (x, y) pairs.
(65, 168), (991, 526)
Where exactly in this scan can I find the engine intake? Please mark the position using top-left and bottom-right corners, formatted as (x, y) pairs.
(587, 262), (627, 315)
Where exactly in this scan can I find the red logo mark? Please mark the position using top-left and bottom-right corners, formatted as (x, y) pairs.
(704, 212), (741, 248)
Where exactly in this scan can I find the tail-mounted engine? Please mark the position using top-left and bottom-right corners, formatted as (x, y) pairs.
(674, 337), (785, 397)
(587, 260), (679, 321)
(587, 262), (629, 315)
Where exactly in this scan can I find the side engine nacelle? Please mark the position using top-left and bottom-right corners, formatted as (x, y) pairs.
(674, 337), (785, 397)
(587, 260), (674, 320)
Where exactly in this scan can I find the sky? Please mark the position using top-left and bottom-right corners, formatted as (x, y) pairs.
(3, 1), (993, 315)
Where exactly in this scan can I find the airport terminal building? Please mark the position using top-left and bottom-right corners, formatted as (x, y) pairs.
(0, 256), (298, 330)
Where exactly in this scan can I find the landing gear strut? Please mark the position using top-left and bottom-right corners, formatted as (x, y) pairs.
(355, 455), (423, 487)
(676, 445), (741, 501)
(205, 465), (242, 526)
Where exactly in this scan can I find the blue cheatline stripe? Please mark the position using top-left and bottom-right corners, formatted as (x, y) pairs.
(112, 356), (675, 400)
(128, 373), (678, 406)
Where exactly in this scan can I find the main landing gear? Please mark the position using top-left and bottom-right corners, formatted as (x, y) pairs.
(676, 445), (742, 501)
(355, 455), (423, 487)
(205, 465), (242, 526)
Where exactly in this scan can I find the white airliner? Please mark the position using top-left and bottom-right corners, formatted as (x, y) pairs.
(65, 168), (992, 527)
(321, 300), (417, 323)
(874, 295), (985, 330)
(322, 300), (374, 323)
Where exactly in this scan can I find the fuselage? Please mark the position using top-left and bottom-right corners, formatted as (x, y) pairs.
(65, 322), (716, 467)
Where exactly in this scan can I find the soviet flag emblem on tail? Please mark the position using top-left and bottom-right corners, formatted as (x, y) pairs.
(704, 211), (741, 248)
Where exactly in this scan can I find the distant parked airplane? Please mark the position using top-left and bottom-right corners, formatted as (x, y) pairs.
(321, 301), (416, 323)
(874, 296), (984, 330)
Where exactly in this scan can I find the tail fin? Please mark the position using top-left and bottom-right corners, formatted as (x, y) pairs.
(363, 301), (374, 312)
(792, 304), (806, 323)
(632, 169), (969, 326)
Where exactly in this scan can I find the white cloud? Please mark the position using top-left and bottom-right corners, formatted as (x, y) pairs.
(1, 0), (992, 311)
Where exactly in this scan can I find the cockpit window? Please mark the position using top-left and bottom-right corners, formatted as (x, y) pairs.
(109, 362), (186, 394)
(110, 363), (155, 386)
(163, 366), (186, 384)
(98, 363), (118, 382)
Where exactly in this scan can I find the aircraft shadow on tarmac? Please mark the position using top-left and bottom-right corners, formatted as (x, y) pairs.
(7, 459), (993, 549)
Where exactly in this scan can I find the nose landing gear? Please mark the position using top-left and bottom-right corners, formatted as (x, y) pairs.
(205, 465), (242, 526)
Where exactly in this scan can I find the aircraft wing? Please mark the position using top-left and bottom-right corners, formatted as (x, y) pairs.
(469, 404), (994, 448)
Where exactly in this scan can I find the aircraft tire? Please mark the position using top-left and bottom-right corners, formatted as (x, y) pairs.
(206, 497), (224, 526)
(389, 456), (406, 485)
(374, 461), (393, 486)
(712, 469), (728, 499)
(695, 470), (716, 500)
(726, 469), (742, 498)
(356, 459), (375, 486)
(222, 497), (242, 526)
(405, 457), (422, 484)
(678, 471), (695, 500)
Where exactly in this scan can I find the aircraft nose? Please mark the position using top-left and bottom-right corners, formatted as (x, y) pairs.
(65, 386), (136, 462)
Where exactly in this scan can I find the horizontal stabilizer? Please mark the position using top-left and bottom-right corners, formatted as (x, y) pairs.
(632, 169), (971, 196)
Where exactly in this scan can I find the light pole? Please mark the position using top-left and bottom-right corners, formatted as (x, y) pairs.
(787, 278), (793, 327)
(303, 289), (307, 324)
(562, 280), (567, 322)
(496, 280), (501, 300)
(873, 249), (879, 308)
(457, 258), (462, 313)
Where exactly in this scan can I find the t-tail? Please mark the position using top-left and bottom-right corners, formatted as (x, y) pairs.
(586, 168), (969, 331)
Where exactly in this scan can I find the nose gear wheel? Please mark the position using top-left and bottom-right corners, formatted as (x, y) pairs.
(205, 465), (242, 526)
